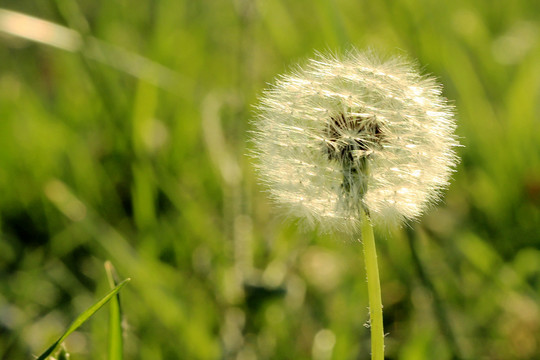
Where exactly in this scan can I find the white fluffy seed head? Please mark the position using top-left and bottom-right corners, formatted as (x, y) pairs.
(251, 49), (460, 233)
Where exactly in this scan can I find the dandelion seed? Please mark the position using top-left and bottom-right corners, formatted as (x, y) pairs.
(252, 49), (459, 232)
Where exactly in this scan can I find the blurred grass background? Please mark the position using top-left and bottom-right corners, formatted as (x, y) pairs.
(1, 0), (540, 359)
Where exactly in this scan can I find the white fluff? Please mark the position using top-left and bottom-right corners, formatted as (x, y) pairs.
(251, 50), (460, 233)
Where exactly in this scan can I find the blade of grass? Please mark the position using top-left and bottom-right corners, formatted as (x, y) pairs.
(0, 9), (189, 95)
(105, 261), (124, 360)
(36, 278), (131, 360)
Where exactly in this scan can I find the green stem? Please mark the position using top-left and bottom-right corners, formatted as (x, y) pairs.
(360, 209), (384, 360)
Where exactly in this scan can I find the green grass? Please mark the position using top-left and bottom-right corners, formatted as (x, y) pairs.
(105, 262), (124, 360)
(36, 277), (129, 360)
(1, 0), (540, 359)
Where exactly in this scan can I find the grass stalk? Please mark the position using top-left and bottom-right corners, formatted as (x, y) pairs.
(105, 261), (124, 360)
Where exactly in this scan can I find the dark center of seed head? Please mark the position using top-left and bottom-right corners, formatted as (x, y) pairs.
(325, 112), (384, 164)
(324, 112), (384, 202)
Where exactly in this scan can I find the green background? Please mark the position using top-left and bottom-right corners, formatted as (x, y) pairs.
(1, 0), (540, 359)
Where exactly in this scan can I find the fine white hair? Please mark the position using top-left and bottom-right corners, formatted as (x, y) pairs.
(252, 49), (460, 233)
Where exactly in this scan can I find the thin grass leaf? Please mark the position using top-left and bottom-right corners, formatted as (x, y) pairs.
(105, 261), (124, 360)
(36, 278), (131, 360)
(0, 9), (187, 95)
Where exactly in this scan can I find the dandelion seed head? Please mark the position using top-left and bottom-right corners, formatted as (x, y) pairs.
(251, 49), (460, 233)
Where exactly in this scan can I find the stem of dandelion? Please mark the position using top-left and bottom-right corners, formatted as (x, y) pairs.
(360, 209), (384, 360)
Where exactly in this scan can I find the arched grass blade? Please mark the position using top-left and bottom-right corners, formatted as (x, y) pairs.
(36, 278), (131, 360)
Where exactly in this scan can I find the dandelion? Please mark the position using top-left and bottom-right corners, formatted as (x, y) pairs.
(251, 49), (460, 359)
(252, 49), (459, 233)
